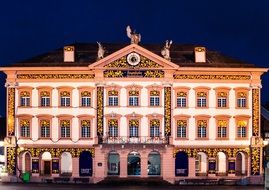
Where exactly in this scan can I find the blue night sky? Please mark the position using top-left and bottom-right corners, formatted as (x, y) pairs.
(0, 0), (268, 116)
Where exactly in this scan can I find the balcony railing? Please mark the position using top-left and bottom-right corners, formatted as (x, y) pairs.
(102, 136), (168, 144)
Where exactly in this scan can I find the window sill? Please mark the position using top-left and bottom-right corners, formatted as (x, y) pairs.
(38, 137), (52, 140)
(195, 138), (209, 140)
(216, 107), (229, 109)
(235, 137), (248, 140)
(235, 107), (249, 109)
(59, 137), (72, 140)
(79, 137), (93, 140)
(106, 105), (120, 108)
(58, 106), (72, 108)
(79, 106), (92, 108)
(215, 138), (229, 140)
(18, 106), (32, 108)
(175, 106), (188, 109)
(174, 137), (189, 140)
(195, 107), (209, 109)
(38, 106), (52, 108)
(127, 106), (140, 107)
(18, 137), (31, 140)
(148, 106), (162, 108)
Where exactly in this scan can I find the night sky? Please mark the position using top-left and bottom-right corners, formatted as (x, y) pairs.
(0, 0), (268, 117)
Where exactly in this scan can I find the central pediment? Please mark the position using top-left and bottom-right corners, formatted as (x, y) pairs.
(89, 44), (179, 70)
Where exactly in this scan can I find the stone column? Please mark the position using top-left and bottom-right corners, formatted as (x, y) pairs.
(140, 151), (148, 177)
(119, 151), (128, 178)
(72, 157), (79, 177)
(188, 157), (196, 177)
(96, 86), (104, 143)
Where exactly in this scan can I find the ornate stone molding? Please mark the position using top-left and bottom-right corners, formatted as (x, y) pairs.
(164, 87), (172, 136)
(173, 74), (251, 80)
(103, 70), (164, 78)
(251, 147), (261, 175)
(17, 74), (95, 80)
(97, 86), (104, 137)
(7, 88), (15, 136)
(173, 147), (250, 158)
(252, 88), (260, 136)
(7, 147), (16, 175)
(17, 147), (95, 158)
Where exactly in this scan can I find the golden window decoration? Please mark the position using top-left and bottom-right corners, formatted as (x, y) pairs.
(198, 120), (207, 127)
(40, 120), (50, 127)
(237, 120), (247, 127)
(81, 120), (90, 127)
(108, 90), (118, 96)
(20, 119), (30, 127)
(60, 120), (70, 127)
(237, 92), (246, 98)
(60, 91), (70, 97)
(20, 91), (30, 97)
(129, 119), (139, 127)
(81, 91), (91, 97)
(177, 120), (187, 126)
(40, 91), (50, 97)
(218, 120), (227, 127)
(129, 90), (139, 96)
(177, 91), (187, 97)
(197, 92), (207, 97)
(108, 119), (118, 127)
(150, 119), (160, 127)
(150, 90), (160, 96)
(217, 92), (227, 97)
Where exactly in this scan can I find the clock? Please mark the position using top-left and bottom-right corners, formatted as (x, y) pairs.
(127, 53), (140, 66)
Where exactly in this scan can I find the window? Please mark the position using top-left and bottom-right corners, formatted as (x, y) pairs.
(237, 120), (247, 138)
(177, 120), (187, 138)
(217, 92), (227, 108)
(20, 91), (30, 107)
(177, 92), (187, 107)
(108, 119), (118, 137)
(108, 90), (119, 106)
(237, 92), (247, 108)
(149, 91), (160, 106)
(217, 120), (227, 138)
(20, 119), (30, 137)
(197, 92), (207, 107)
(60, 120), (70, 138)
(129, 119), (139, 137)
(150, 119), (160, 137)
(81, 120), (91, 138)
(81, 91), (91, 107)
(60, 91), (71, 107)
(40, 120), (50, 138)
(40, 91), (50, 107)
(129, 90), (139, 106)
(197, 120), (207, 138)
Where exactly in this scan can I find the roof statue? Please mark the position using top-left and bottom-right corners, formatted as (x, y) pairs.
(126, 25), (141, 44)
(97, 42), (105, 60)
(161, 40), (172, 61)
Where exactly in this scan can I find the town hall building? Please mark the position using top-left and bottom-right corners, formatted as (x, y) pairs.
(0, 27), (267, 184)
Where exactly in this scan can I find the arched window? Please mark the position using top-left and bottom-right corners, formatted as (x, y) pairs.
(236, 152), (246, 176)
(107, 152), (120, 175)
(60, 152), (72, 175)
(148, 152), (161, 175)
(195, 152), (208, 176)
(128, 151), (140, 176)
(216, 152), (227, 175)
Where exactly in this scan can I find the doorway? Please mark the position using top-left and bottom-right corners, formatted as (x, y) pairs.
(44, 161), (51, 175)
(128, 152), (141, 176)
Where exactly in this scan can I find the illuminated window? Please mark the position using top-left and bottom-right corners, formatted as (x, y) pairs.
(197, 120), (207, 138)
(40, 120), (50, 138)
(81, 120), (91, 138)
(149, 91), (160, 106)
(60, 120), (70, 138)
(150, 119), (160, 137)
(177, 120), (187, 138)
(217, 120), (227, 138)
(40, 91), (50, 107)
(177, 92), (187, 107)
(108, 90), (119, 106)
(108, 119), (118, 137)
(20, 119), (30, 137)
(20, 91), (30, 107)
(129, 90), (139, 106)
(197, 92), (207, 107)
(217, 92), (227, 108)
(237, 92), (247, 108)
(129, 119), (139, 137)
(81, 91), (91, 107)
(60, 91), (71, 107)
(237, 120), (247, 138)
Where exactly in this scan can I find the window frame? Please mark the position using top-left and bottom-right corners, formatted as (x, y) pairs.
(174, 87), (190, 109)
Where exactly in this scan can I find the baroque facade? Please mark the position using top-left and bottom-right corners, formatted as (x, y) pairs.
(0, 41), (267, 184)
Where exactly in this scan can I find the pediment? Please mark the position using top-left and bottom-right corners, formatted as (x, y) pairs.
(89, 44), (179, 70)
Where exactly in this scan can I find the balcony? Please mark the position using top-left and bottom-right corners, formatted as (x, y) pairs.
(102, 136), (168, 144)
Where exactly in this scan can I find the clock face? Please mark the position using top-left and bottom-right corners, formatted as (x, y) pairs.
(127, 53), (140, 66)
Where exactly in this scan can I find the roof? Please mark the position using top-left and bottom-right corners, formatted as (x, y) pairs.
(11, 43), (255, 68)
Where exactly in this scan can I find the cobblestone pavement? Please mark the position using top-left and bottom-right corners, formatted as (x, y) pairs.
(0, 183), (264, 190)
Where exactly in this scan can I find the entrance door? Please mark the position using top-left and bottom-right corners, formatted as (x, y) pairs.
(175, 151), (188, 176)
(79, 151), (93, 176)
(44, 161), (51, 175)
(128, 152), (141, 176)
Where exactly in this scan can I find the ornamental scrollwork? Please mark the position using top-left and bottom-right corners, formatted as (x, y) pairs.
(8, 88), (15, 136)
(251, 147), (260, 175)
(173, 74), (251, 80)
(17, 74), (95, 80)
(164, 87), (172, 136)
(7, 147), (16, 175)
(97, 87), (104, 136)
(144, 70), (164, 78)
(252, 88), (260, 136)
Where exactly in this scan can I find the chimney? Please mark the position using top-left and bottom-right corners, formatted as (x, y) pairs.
(64, 46), (75, 62)
(194, 47), (206, 63)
